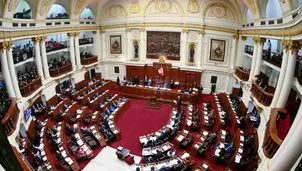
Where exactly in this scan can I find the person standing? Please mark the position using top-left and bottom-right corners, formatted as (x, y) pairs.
(177, 96), (182, 110)
(116, 76), (120, 86)
(211, 83), (216, 94)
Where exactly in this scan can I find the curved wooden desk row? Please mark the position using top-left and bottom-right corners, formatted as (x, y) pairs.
(96, 94), (119, 113)
(262, 108), (285, 159)
(251, 80), (274, 106)
(219, 93), (241, 131)
(48, 98), (70, 120)
(235, 67), (250, 81)
(135, 152), (195, 171)
(211, 94), (225, 130)
(188, 130), (210, 156)
(49, 64), (73, 78)
(120, 85), (198, 104)
(87, 90), (110, 110)
(19, 76), (42, 97)
(71, 79), (102, 100)
(184, 105), (194, 130)
(1, 98), (20, 136)
(142, 142), (173, 157)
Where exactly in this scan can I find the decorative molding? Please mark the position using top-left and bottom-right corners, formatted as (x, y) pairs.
(39, 35), (47, 41)
(259, 38), (266, 45)
(187, 0), (200, 13)
(31, 37), (41, 43)
(126, 27), (132, 32)
(182, 28), (189, 33)
(100, 28), (106, 34)
(8, 0), (20, 12)
(233, 33), (239, 40)
(241, 36), (247, 41)
(139, 27), (145, 32)
(130, 0), (140, 14)
(198, 29), (205, 35)
(67, 32), (75, 37)
(0, 26), (97, 39)
(74, 0), (87, 15)
(39, 0), (53, 16)
(0, 42), (6, 51)
(5, 41), (14, 49)
(74, 32), (80, 36)
(288, 40), (301, 53)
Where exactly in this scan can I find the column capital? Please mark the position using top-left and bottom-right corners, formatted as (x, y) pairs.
(288, 40), (301, 53)
(92, 31), (97, 34)
(232, 33), (239, 40)
(182, 28), (189, 33)
(139, 27), (145, 32)
(198, 29), (205, 35)
(32, 37), (41, 43)
(252, 37), (266, 45)
(39, 35), (47, 41)
(5, 41), (14, 49)
(100, 29), (105, 34)
(241, 36), (247, 41)
(0, 42), (6, 51)
(259, 38), (266, 45)
(67, 32), (75, 37)
(126, 27), (132, 32)
(74, 32), (80, 37)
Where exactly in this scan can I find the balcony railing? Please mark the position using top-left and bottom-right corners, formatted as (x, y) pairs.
(262, 108), (285, 158)
(49, 64), (72, 77)
(81, 56), (98, 65)
(19, 76), (42, 97)
(46, 41), (67, 53)
(263, 50), (282, 68)
(235, 67), (250, 81)
(79, 38), (93, 45)
(245, 45), (254, 55)
(251, 80), (274, 106)
(294, 58), (302, 86)
(1, 98), (20, 136)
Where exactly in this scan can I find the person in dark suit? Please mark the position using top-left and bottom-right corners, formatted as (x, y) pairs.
(116, 76), (120, 86)
(211, 83), (216, 94)
(177, 96), (181, 110)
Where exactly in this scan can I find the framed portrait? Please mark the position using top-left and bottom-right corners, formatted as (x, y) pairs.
(209, 39), (226, 62)
(110, 35), (122, 54)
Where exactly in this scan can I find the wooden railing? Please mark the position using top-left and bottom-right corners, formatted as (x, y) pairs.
(262, 50), (282, 68)
(19, 76), (42, 97)
(1, 98), (20, 136)
(245, 45), (254, 55)
(81, 56), (98, 65)
(262, 108), (285, 158)
(49, 64), (72, 77)
(235, 67), (250, 81)
(251, 80), (274, 106)
(79, 38), (93, 45)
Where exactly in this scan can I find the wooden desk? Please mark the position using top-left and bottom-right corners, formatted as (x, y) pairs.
(120, 85), (198, 104)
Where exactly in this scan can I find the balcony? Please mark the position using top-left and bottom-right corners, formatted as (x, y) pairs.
(49, 64), (72, 77)
(262, 108), (285, 158)
(235, 67), (250, 81)
(46, 41), (67, 53)
(263, 50), (282, 68)
(245, 45), (254, 56)
(19, 76), (42, 97)
(251, 80), (274, 106)
(81, 56), (98, 65)
(294, 57), (302, 86)
(79, 38), (93, 46)
(1, 98), (20, 136)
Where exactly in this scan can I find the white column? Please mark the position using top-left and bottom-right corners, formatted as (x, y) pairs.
(32, 37), (44, 80)
(126, 29), (132, 61)
(67, 33), (76, 70)
(269, 103), (302, 171)
(248, 40), (259, 82)
(6, 41), (22, 99)
(101, 30), (106, 60)
(276, 41), (301, 108)
(229, 34), (238, 70)
(253, 38), (265, 76)
(139, 27), (145, 61)
(195, 31), (203, 67)
(236, 36), (246, 67)
(40, 36), (50, 79)
(181, 29), (188, 65)
(0, 44), (15, 97)
(270, 40), (289, 108)
(74, 32), (81, 67)
(93, 30), (101, 62)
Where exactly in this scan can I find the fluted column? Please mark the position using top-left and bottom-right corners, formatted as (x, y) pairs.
(126, 28), (132, 61)
(67, 32), (76, 69)
(139, 27), (145, 61)
(253, 38), (266, 76)
(270, 40), (290, 108)
(276, 41), (301, 108)
(6, 41), (22, 99)
(74, 32), (82, 68)
(236, 36), (246, 67)
(181, 28), (188, 65)
(0, 43), (15, 97)
(230, 33), (239, 70)
(101, 29), (106, 60)
(269, 103), (302, 171)
(32, 37), (44, 80)
(40, 35), (50, 79)
(248, 37), (259, 82)
(92, 30), (101, 62)
(195, 30), (204, 67)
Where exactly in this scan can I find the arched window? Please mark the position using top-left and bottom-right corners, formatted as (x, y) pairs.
(246, 9), (253, 23)
(80, 8), (94, 20)
(47, 4), (69, 19)
(14, 0), (32, 19)
(265, 0), (282, 19)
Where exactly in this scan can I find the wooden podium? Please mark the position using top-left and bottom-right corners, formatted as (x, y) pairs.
(146, 95), (160, 109)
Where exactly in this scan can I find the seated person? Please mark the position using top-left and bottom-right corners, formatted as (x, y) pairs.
(154, 149), (165, 160)
(104, 107), (111, 116)
(55, 150), (64, 162)
(206, 132), (217, 143)
(76, 147), (86, 158)
(108, 104), (115, 113)
(224, 143), (234, 154)
(173, 160), (184, 171)
(167, 149), (176, 158)
(65, 123), (75, 134)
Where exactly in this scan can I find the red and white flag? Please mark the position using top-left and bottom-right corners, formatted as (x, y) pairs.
(158, 65), (164, 77)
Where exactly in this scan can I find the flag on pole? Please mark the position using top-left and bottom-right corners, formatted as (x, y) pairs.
(158, 65), (164, 77)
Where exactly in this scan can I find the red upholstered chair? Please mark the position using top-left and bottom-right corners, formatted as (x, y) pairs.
(125, 155), (135, 165)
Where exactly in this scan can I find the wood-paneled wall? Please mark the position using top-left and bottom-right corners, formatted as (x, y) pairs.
(126, 62), (201, 89)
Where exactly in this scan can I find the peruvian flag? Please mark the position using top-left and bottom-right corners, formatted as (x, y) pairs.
(158, 65), (164, 77)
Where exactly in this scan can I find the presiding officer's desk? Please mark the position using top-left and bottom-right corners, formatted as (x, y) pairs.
(120, 85), (198, 104)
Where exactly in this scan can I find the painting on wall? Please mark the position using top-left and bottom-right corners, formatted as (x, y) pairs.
(209, 39), (226, 62)
(110, 35), (122, 54)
